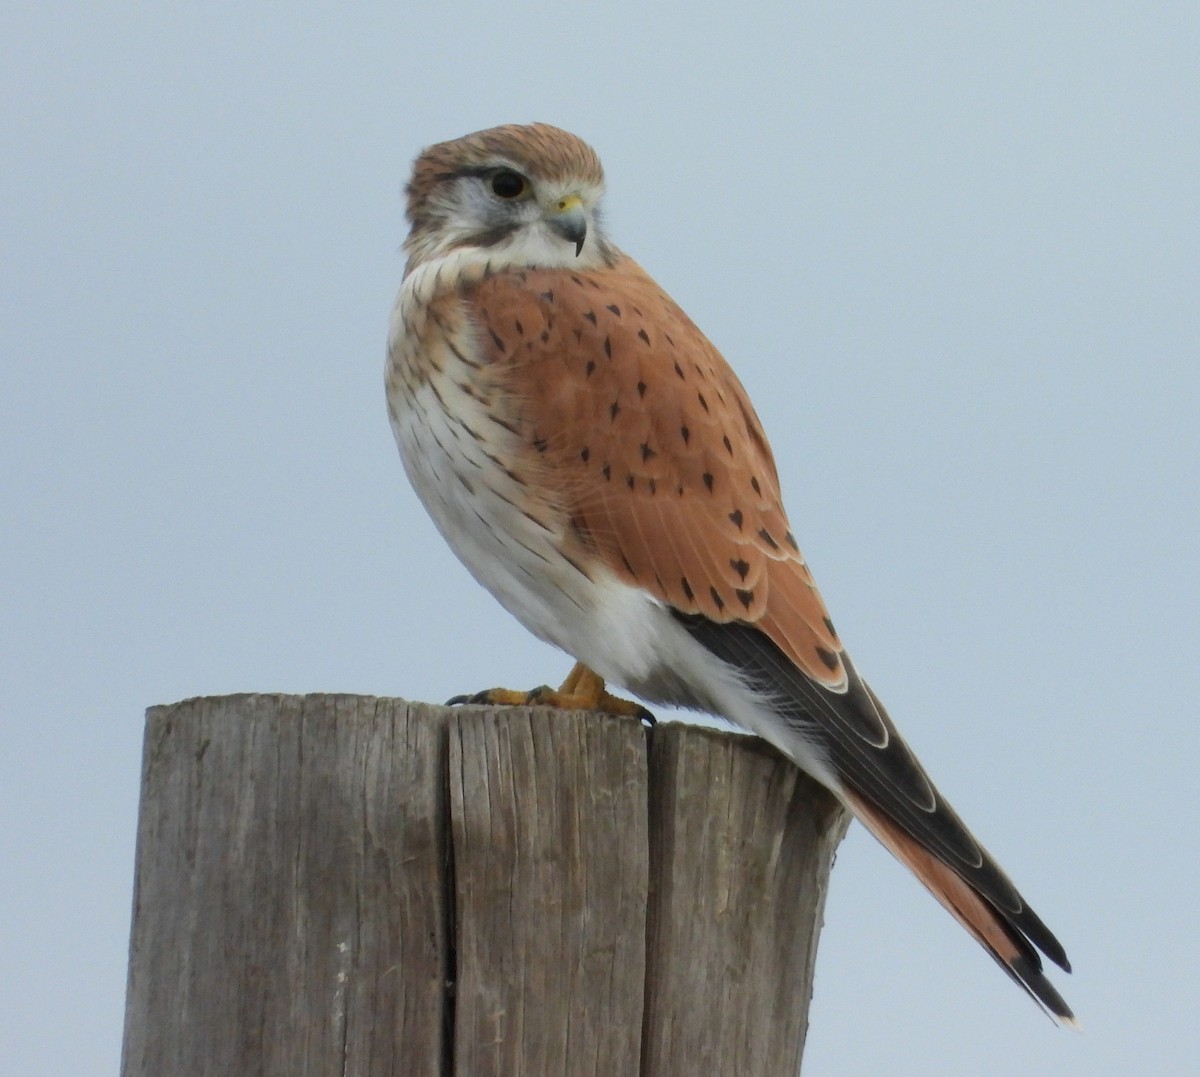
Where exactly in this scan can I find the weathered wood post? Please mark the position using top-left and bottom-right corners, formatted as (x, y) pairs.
(121, 694), (848, 1076)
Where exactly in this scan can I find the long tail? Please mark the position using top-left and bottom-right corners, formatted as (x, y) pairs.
(672, 613), (1075, 1024)
(843, 788), (1077, 1026)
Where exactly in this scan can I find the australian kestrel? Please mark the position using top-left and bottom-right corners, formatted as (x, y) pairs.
(386, 122), (1073, 1023)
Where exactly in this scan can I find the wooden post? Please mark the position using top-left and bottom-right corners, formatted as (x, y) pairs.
(121, 695), (848, 1077)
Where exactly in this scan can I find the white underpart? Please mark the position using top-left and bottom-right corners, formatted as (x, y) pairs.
(388, 234), (840, 794)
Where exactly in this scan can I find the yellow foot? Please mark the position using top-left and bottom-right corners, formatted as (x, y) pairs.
(447, 662), (655, 725)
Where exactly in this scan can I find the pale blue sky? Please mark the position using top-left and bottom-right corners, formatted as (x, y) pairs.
(3, 3), (1198, 1074)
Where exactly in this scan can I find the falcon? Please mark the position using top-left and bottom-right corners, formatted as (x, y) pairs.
(386, 122), (1074, 1023)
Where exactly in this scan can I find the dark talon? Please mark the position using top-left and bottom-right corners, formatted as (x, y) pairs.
(446, 690), (491, 706)
(637, 705), (656, 752)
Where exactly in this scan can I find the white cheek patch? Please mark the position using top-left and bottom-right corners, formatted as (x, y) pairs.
(408, 175), (610, 274)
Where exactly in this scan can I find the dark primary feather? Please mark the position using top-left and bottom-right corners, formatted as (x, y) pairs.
(673, 612), (1071, 975)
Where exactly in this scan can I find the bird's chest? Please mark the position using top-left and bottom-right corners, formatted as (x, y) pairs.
(386, 306), (590, 642)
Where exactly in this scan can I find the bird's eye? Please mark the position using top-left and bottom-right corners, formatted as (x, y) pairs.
(490, 170), (528, 199)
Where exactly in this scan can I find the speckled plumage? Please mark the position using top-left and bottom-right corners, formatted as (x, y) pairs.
(466, 262), (843, 685)
(386, 123), (1074, 1024)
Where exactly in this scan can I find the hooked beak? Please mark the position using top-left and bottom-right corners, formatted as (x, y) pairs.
(547, 194), (587, 256)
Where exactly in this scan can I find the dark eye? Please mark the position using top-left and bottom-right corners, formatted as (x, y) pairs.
(490, 170), (528, 199)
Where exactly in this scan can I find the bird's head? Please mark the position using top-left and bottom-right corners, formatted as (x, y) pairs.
(403, 123), (616, 273)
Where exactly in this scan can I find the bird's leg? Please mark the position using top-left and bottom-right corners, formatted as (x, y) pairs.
(527, 662), (652, 719)
(448, 662), (654, 724)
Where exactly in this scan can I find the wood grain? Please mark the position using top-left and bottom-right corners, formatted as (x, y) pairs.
(121, 695), (449, 1077)
(641, 723), (850, 1077)
(121, 696), (847, 1076)
(449, 706), (649, 1076)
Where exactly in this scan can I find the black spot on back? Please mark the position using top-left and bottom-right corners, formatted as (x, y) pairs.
(816, 646), (840, 671)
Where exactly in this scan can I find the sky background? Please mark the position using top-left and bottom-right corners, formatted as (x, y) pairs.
(3, 3), (1198, 1074)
